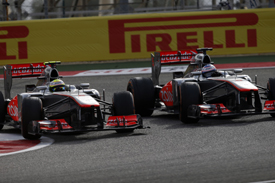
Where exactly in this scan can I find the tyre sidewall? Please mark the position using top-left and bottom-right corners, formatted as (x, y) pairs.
(179, 82), (201, 123)
(267, 78), (275, 117)
(0, 91), (5, 130)
(21, 97), (42, 140)
(112, 91), (135, 133)
(113, 91), (135, 116)
(127, 77), (154, 116)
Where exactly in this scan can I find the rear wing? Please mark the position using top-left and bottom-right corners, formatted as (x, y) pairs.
(4, 63), (46, 99)
(151, 50), (197, 85)
(3, 61), (62, 99)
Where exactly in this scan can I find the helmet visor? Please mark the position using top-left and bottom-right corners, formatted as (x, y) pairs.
(51, 86), (65, 92)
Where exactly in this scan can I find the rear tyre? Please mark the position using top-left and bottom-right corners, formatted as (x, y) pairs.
(0, 91), (5, 130)
(113, 91), (135, 133)
(267, 78), (275, 117)
(127, 77), (155, 116)
(21, 97), (42, 140)
(179, 82), (201, 124)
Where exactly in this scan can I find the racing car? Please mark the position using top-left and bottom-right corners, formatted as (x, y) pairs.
(0, 61), (144, 140)
(126, 48), (275, 123)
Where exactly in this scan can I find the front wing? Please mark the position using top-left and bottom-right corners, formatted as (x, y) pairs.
(28, 114), (144, 135)
(188, 101), (275, 118)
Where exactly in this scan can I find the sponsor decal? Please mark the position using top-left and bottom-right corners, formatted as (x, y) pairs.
(159, 50), (197, 64)
(108, 13), (258, 54)
(160, 91), (173, 103)
(7, 96), (19, 121)
(160, 81), (173, 106)
(10, 63), (45, 76)
(8, 104), (18, 117)
(0, 26), (29, 60)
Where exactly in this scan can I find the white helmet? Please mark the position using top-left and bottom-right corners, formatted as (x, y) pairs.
(202, 64), (217, 78)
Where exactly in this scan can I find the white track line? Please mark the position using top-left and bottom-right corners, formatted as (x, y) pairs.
(0, 133), (54, 157)
(249, 180), (275, 183)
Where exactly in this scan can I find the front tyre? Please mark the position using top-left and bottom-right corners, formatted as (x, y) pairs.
(0, 91), (5, 130)
(21, 97), (42, 140)
(113, 91), (135, 133)
(267, 78), (275, 117)
(127, 77), (155, 116)
(179, 82), (201, 124)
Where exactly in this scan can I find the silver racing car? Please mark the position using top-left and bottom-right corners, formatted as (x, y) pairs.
(0, 61), (144, 140)
(127, 48), (275, 123)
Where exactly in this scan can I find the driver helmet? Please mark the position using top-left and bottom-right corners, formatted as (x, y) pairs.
(49, 79), (66, 92)
(202, 64), (217, 78)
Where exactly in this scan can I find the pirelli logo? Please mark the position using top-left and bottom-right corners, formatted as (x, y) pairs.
(0, 26), (29, 60)
(108, 13), (258, 53)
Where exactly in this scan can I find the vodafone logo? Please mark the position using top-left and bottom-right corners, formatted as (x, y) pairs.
(159, 50), (197, 64)
(10, 63), (46, 77)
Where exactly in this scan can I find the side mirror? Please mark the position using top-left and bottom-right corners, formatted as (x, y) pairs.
(36, 86), (47, 91)
(234, 69), (243, 73)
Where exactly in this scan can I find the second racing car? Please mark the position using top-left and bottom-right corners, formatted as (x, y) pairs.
(126, 48), (275, 123)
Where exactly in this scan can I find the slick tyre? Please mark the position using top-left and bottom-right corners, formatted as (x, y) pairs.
(179, 82), (201, 124)
(267, 78), (275, 117)
(113, 91), (135, 133)
(0, 91), (5, 130)
(21, 97), (42, 140)
(127, 77), (155, 116)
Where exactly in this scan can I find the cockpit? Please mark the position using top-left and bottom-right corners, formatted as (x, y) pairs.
(36, 61), (61, 86)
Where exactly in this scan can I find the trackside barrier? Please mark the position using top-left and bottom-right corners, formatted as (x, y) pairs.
(0, 8), (274, 65)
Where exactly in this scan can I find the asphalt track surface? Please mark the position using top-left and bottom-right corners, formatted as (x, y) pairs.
(1, 68), (275, 183)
